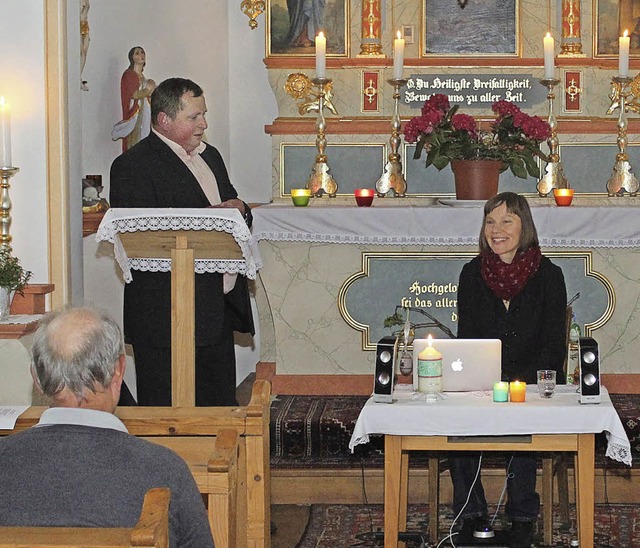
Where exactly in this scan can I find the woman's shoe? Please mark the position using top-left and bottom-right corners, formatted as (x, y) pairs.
(510, 520), (535, 548)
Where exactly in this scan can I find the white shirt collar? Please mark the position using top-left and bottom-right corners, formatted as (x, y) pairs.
(37, 407), (128, 433)
(152, 128), (206, 158)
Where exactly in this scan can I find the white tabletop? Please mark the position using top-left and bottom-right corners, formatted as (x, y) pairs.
(349, 386), (631, 466)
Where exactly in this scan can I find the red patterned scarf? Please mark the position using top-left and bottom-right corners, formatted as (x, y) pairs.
(480, 245), (542, 301)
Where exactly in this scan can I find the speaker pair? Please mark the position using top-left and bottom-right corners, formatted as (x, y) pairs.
(578, 337), (601, 404)
(373, 336), (398, 403)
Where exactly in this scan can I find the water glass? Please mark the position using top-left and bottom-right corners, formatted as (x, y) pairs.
(537, 369), (557, 398)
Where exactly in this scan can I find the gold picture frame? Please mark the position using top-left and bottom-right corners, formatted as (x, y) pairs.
(421, 0), (520, 57)
(266, 0), (349, 57)
(594, 0), (640, 58)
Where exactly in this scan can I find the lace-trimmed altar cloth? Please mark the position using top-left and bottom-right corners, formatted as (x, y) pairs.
(252, 204), (640, 248)
(349, 386), (632, 466)
(96, 208), (262, 283)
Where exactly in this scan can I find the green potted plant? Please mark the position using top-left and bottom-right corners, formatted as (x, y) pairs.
(0, 249), (32, 320)
(404, 94), (551, 199)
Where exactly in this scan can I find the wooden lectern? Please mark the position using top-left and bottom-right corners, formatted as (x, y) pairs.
(118, 229), (243, 407)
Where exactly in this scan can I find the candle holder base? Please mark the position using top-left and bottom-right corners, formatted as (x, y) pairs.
(376, 160), (406, 197)
(537, 161), (569, 196)
(607, 158), (639, 196)
(0, 166), (20, 254)
(307, 160), (338, 198)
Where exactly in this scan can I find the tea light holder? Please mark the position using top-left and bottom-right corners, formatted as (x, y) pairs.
(537, 77), (569, 196)
(354, 188), (375, 207)
(509, 381), (527, 403)
(375, 78), (407, 197)
(553, 188), (574, 206)
(291, 188), (312, 207)
(306, 77), (339, 198)
(606, 76), (639, 196)
(493, 381), (509, 402)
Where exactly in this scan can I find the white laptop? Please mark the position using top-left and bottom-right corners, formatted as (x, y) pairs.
(411, 338), (502, 392)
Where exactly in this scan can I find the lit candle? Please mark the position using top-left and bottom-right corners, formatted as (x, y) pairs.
(417, 335), (443, 394)
(543, 33), (555, 79)
(393, 30), (405, 80)
(315, 32), (326, 79)
(0, 97), (12, 168)
(553, 188), (574, 206)
(509, 381), (527, 403)
(493, 381), (509, 403)
(619, 30), (630, 77)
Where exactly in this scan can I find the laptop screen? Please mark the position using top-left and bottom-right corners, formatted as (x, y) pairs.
(412, 338), (502, 392)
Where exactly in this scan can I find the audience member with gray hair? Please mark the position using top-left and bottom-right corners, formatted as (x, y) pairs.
(0, 307), (214, 548)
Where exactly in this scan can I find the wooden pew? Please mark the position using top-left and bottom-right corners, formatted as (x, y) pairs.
(0, 487), (170, 548)
(1, 379), (271, 548)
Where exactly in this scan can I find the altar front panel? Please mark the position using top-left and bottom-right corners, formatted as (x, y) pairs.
(253, 202), (640, 377)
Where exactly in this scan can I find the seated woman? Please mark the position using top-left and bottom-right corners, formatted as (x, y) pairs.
(449, 192), (567, 548)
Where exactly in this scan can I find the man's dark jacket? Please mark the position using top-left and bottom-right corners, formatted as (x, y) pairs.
(109, 131), (254, 347)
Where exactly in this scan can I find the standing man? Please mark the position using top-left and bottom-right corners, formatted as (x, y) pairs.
(0, 307), (214, 548)
(110, 77), (254, 406)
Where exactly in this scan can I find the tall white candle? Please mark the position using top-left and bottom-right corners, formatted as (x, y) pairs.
(619, 30), (630, 77)
(543, 33), (555, 79)
(393, 30), (405, 80)
(0, 97), (11, 168)
(315, 32), (326, 79)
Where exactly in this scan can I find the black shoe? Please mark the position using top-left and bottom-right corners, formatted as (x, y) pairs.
(510, 520), (535, 548)
(458, 516), (492, 539)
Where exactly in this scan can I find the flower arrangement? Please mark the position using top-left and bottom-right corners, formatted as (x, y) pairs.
(0, 249), (32, 293)
(404, 94), (552, 179)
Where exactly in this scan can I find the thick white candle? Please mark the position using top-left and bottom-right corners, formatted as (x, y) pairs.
(393, 30), (405, 80)
(315, 32), (326, 79)
(619, 30), (630, 77)
(0, 97), (11, 168)
(543, 33), (555, 79)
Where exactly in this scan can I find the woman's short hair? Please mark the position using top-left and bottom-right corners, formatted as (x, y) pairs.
(150, 77), (203, 125)
(478, 192), (539, 253)
(31, 307), (124, 400)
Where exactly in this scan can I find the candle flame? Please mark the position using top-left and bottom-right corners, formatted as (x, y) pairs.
(427, 334), (433, 347)
(318, 31), (325, 39)
(624, 29), (629, 38)
(546, 32), (551, 38)
(397, 30), (402, 40)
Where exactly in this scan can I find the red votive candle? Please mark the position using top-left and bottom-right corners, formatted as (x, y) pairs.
(553, 188), (574, 206)
(354, 188), (375, 207)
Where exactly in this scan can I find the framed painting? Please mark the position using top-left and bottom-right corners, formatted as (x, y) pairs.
(422, 0), (519, 56)
(594, 0), (640, 57)
(267, 0), (348, 57)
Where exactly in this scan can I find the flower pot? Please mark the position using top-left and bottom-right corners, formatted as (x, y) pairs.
(0, 287), (14, 321)
(451, 159), (502, 200)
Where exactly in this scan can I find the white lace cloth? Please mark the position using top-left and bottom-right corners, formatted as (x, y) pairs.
(0, 314), (43, 325)
(349, 387), (632, 466)
(96, 208), (262, 283)
(252, 204), (640, 248)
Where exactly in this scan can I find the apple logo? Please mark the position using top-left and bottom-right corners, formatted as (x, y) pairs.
(451, 358), (463, 372)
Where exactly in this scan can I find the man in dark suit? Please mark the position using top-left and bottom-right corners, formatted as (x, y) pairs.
(109, 77), (254, 406)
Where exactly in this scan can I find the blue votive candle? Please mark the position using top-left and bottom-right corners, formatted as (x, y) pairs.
(493, 381), (509, 402)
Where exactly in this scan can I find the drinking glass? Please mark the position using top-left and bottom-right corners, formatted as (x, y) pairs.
(537, 369), (557, 398)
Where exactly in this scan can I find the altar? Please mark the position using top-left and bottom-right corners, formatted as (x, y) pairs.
(251, 198), (640, 391)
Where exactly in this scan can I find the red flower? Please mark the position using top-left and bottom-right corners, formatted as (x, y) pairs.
(422, 93), (450, 115)
(452, 113), (477, 136)
(492, 100), (521, 118)
(404, 108), (444, 143)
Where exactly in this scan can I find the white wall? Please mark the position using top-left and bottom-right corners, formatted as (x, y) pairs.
(2, 1), (49, 285)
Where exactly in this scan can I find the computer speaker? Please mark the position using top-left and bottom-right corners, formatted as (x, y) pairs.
(373, 336), (397, 403)
(579, 337), (601, 404)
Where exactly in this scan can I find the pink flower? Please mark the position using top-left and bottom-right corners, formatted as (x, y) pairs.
(452, 113), (477, 136)
(422, 93), (450, 115)
(492, 100), (521, 118)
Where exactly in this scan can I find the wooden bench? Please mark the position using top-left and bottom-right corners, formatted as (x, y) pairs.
(1, 379), (271, 548)
(0, 487), (170, 548)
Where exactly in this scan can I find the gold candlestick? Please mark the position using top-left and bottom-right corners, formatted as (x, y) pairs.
(376, 78), (407, 197)
(607, 76), (639, 196)
(537, 78), (569, 196)
(306, 77), (338, 197)
(0, 166), (19, 254)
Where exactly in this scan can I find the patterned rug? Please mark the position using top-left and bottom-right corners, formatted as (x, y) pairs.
(296, 503), (640, 547)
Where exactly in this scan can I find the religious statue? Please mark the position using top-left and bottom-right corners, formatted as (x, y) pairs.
(111, 46), (156, 152)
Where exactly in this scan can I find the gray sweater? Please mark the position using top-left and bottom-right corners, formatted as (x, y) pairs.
(0, 423), (214, 548)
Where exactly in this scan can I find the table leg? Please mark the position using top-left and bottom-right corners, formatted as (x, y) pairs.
(398, 451), (409, 548)
(385, 435), (402, 548)
(576, 434), (595, 548)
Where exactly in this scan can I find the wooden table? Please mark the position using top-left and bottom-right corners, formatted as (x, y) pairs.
(349, 387), (631, 548)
